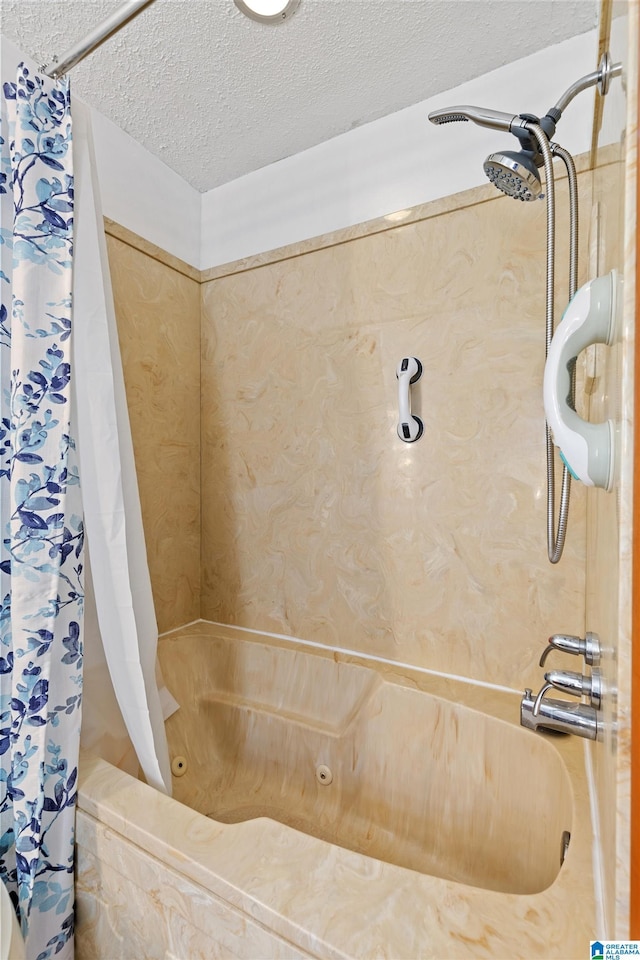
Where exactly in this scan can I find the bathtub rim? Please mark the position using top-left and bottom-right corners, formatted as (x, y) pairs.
(159, 619), (528, 728)
(78, 754), (593, 960)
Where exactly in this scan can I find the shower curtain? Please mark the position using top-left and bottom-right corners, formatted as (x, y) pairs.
(71, 98), (173, 797)
(0, 62), (81, 958)
(1, 41), (171, 958)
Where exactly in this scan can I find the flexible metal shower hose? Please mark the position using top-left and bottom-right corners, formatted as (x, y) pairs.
(525, 125), (579, 563)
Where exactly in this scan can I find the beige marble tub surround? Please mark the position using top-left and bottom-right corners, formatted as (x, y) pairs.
(200, 171), (591, 692)
(586, 154), (625, 934)
(199, 149), (602, 283)
(584, 6), (637, 938)
(93, 148), (632, 954)
(107, 233), (201, 633)
(103, 154), (620, 695)
(614, 14), (637, 930)
(162, 619), (524, 720)
(104, 217), (201, 282)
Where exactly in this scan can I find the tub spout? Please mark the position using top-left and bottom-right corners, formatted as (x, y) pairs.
(520, 688), (600, 740)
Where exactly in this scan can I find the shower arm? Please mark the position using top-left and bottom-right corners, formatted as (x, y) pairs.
(536, 53), (623, 134)
(552, 53), (623, 117)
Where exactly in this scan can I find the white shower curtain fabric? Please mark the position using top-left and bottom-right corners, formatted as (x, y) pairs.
(72, 98), (172, 797)
(0, 38), (171, 959)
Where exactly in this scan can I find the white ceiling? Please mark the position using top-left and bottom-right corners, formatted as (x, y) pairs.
(1, 0), (600, 193)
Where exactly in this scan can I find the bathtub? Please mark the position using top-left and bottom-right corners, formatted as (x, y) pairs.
(76, 621), (596, 959)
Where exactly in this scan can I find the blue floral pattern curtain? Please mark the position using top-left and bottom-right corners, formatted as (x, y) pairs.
(0, 63), (82, 960)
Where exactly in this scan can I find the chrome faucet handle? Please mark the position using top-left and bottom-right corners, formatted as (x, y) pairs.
(521, 688), (600, 740)
(532, 682), (555, 716)
(539, 634), (582, 666)
(539, 631), (601, 667)
(544, 668), (602, 708)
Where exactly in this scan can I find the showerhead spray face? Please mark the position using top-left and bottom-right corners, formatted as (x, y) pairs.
(483, 149), (543, 201)
(428, 106), (554, 202)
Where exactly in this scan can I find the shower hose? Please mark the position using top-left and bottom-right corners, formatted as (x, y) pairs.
(525, 124), (579, 564)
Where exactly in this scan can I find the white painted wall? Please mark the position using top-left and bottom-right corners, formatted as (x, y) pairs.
(2, 28), (604, 271)
(199, 27), (600, 270)
(90, 110), (200, 269)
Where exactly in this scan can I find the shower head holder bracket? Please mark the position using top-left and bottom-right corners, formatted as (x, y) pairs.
(510, 116), (556, 167)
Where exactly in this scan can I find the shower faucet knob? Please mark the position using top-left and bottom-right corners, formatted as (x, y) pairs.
(539, 631), (601, 667)
(543, 668), (602, 709)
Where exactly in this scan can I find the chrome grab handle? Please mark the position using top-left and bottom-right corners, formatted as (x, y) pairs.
(532, 682), (555, 716)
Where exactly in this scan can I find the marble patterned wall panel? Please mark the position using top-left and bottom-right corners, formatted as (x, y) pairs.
(586, 157), (626, 937)
(107, 235), (201, 632)
(200, 175), (591, 690)
(585, 8), (635, 936)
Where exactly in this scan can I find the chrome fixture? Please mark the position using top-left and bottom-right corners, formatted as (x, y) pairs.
(396, 357), (423, 443)
(555, 51), (619, 111)
(539, 631), (601, 667)
(428, 106), (533, 132)
(427, 54), (622, 202)
(43, 0), (157, 77)
(538, 132), (576, 562)
(520, 688), (599, 740)
(521, 631), (602, 739)
(41, 0), (301, 78)
(535, 667), (602, 710)
(484, 150), (542, 202)
(428, 53), (622, 562)
(234, 0), (300, 23)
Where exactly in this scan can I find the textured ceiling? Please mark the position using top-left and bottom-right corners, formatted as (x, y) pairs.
(1, 0), (599, 193)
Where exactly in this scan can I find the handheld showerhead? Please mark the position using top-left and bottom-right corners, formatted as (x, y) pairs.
(429, 56), (622, 206)
(428, 104), (525, 133)
(483, 149), (542, 201)
(429, 104), (551, 200)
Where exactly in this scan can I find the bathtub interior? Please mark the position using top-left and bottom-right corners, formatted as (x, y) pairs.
(158, 624), (573, 896)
